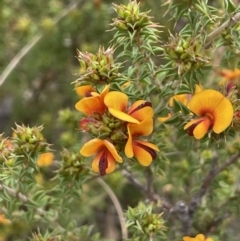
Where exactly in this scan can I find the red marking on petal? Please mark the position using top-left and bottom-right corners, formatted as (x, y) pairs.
(135, 142), (157, 160)
(187, 122), (199, 136)
(226, 82), (235, 95)
(86, 91), (93, 97)
(186, 118), (213, 136)
(129, 102), (152, 115)
(99, 150), (108, 176)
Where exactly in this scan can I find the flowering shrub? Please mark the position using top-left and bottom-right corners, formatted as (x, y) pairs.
(1, 0), (240, 240)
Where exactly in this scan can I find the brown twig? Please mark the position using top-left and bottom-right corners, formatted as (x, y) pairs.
(122, 169), (172, 210)
(205, 11), (240, 48)
(189, 152), (240, 214)
(0, 184), (45, 216)
(97, 178), (128, 240)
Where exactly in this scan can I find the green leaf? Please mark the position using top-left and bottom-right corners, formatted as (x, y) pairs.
(157, 107), (170, 117)
(175, 84), (192, 94)
(224, 0), (236, 14)
(159, 83), (174, 97)
(163, 114), (181, 124)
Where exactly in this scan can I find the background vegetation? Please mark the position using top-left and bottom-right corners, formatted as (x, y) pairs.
(1, 0), (240, 240)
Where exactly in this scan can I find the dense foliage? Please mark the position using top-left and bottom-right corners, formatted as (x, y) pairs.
(1, 0), (240, 240)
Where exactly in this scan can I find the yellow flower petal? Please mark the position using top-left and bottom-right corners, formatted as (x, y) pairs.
(195, 234), (205, 241)
(184, 118), (204, 130)
(80, 139), (104, 156)
(188, 89), (226, 115)
(108, 107), (139, 124)
(133, 141), (154, 166)
(103, 140), (123, 163)
(105, 151), (116, 174)
(37, 152), (54, 167)
(158, 113), (172, 123)
(0, 214), (11, 225)
(195, 84), (203, 93)
(169, 85), (202, 107)
(205, 238), (214, 241)
(183, 237), (195, 241)
(135, 140), (160, 152)
(75, 85), (96, 97)
(92, 151), (102, 173)
(125, 125), (134, 158)
(75, 96), (105, 115)
(128, 118), (153, 136)
(91, 149), (116, 174)
(169, 94), (189, 107)
(133, 140), (159, 166)
(128, 101), (154, 121)
(192, 118), (211, 139)
(183, 234), (210, 241)
(188, 89), (233, 134)
(104, 91), (128, 111)
(212, 96), (233, 133)
(220, 68), (240, 81)
(99, 84), (110, 102)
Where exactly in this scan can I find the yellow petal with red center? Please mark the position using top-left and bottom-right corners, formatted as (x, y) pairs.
(75, 96), (105, 115)
(212, 96), (233, 133)
(184, 117), (206, 130)
(91, 149), (116, 174)
(128, 100), (154, 121)
(125, 125), (134, 158)
(193, 118), (211, 139)
(128, 118), (153, 136)
(135, 140), (160, 152)
(133, 144), (152, 166)
(188, 89), (227, 116)
(133, 140), (159, 166)
(108, 107), (139, 123)
(75, 85), (96, 97)
(103, 140), (123, 163)
(80, 139), (104, 156)
(105, 151), (116, 173)
(188, 89), (233, 134)
(104, 91), (128, 111)
(195, 234), (205, 241)
(92, 150), (102, 173)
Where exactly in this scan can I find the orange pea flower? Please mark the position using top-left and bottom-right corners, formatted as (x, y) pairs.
(104, 91), (153, 124)
(219, 68), (240, 81)
(184, 89), (233, 139)
(37, 152), (54, 167)
(75, 85), (110, 116)
(80, 138), (123, 176)
(125, 118), (159, 166)
(183, 233), (214, 241)
(75, 85), (96, 97)
(0, 214), (11, 225)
